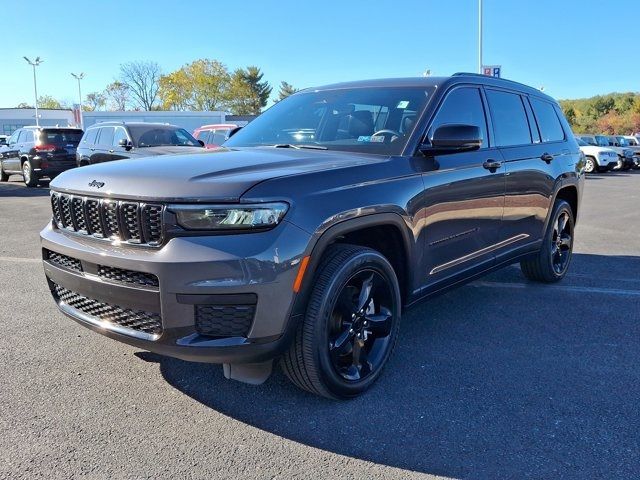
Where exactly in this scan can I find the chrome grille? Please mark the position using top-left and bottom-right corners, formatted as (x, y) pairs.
(53, 283), (162, 336)
(50, 192), (163, 246)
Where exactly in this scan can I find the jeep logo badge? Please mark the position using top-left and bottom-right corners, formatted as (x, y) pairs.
(88, 180), (105, 189)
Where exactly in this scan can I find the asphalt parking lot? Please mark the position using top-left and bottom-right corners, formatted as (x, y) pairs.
(0, 171), (639, 480)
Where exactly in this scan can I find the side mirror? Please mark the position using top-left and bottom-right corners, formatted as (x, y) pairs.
(227, 126), (243, 138)
(197, 139), (205, 147)
(118, 138), (133, 150)
(420, 124), (482, 155)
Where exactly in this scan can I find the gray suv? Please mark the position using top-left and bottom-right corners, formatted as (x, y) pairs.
(41, 74), (584, 399)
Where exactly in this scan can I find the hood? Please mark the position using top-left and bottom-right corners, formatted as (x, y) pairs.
(132, 145), (206, 156)
(50, 147), (384, 202)
(579, 145), (615, 155)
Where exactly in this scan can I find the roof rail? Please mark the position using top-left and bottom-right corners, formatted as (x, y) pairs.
(452, 72), (544, 93)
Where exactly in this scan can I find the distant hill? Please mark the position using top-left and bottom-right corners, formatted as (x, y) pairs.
(558, 92), (640, 135)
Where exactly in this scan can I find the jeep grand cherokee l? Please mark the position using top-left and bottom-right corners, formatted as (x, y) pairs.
(41, 74), (583, 399)
(0, 126), (83, 186)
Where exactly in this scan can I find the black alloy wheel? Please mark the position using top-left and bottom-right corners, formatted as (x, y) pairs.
(281, 244), (401, 399)
(328, 269), (395, 382)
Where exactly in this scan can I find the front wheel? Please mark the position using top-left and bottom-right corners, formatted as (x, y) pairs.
(584, 156), (596, 174)
(520, 200), (574, 283)
(281, 244), (401, 399)
(22, 161), (38, 187)
(0, 162), (8, 182)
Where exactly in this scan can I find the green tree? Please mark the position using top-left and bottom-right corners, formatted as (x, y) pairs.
(226, 69), (260, 115)
(239, 66), (271, 113)
(16, 102), (33, 108)
(275, 81), (299, 102)
(37, 95), (65, 109)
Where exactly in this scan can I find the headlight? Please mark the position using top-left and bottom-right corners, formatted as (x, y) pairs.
(169, 203), (288, 231)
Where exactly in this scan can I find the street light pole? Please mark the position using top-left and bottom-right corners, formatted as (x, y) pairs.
(23, 56), (43, 127)
(478, 0), (483, 74)
(71, 72), (85, 129)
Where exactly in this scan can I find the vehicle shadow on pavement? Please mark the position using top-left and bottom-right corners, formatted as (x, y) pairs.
(0, 179), (50, 197)
(153, 253), (640, 479)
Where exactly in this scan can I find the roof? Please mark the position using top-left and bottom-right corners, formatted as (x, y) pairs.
(305, 73), (557, 103)
(87, 121), (181, 128)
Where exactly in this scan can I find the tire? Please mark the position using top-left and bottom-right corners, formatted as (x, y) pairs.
(520, 200), (574, 283)
(281, 244), (401, 399)
(0, 162), (8, 182)
(22, 160), (38, 187)
(584, 156), (596, 174)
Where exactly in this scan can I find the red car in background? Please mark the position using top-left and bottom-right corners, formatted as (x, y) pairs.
(192, 124), (238, 149)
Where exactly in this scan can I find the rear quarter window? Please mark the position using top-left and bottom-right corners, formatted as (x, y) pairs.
(530, 98), (565, 143)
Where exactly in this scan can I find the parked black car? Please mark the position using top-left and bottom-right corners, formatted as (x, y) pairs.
(76, 122), (205, 166)
(0, 126), (83, 187)
(42, 74), (584, 399)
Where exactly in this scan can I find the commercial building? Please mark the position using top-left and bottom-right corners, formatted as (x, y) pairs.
(0, 108), (253, 135)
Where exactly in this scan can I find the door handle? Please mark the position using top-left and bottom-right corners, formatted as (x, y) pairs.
(108, 149), (114, 153)
(90, 148), (95, 151)
(482, 160), (503, 171)
(541, 153), (554, 163)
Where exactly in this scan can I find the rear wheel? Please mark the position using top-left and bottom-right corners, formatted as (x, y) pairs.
(281, 244), (401, 399)
(520, 200), (574, 283)
(22, 160), (38, 187)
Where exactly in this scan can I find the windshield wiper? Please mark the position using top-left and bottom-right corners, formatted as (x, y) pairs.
(271, 143), (328, 150)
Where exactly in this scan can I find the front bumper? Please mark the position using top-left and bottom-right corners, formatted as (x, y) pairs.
(40, 220), (311, 363)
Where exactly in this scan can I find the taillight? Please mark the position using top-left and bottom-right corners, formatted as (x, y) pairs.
(35, 144), (57, 153)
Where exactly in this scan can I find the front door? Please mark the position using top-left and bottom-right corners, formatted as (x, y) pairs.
(3, 130), (21, 172)
(420, 86), (506, 288)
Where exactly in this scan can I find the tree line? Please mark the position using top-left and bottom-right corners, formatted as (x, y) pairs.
(559, 92), (640, 134)
(17, 59), (300, 114)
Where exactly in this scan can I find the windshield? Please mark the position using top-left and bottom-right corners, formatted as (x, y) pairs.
(579, 136), (597, 146)
(225, 86), (434, 155)
(127, 125), (200, 148)
(616, 136), (629, 146)
(41, 129), (83, 145)
(595, 136), (610, 147)
(575, 138), (587, 146)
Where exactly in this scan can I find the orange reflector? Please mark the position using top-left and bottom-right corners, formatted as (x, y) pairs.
(293, 256), (310, 293)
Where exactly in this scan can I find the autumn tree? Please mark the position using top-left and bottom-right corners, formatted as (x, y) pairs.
(84, 92), (106, 111)
(38, 95), (65, 109)
(120, 61), (161, 110)
(159, 59), (230, 111)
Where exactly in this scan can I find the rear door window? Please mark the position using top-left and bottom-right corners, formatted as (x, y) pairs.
(486, 90), (532, 147)
(429, 87), (488, 148)
(529, 98), (564, 142)
(17, 130), (28, 143)
(97, 127), (115, 147)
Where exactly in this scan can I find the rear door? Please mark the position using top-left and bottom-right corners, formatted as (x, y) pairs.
(420, 85), (506, 286)
(2, 130), (21, 172)
(487, 89), (560, 261)
(78, 127), (99, 165)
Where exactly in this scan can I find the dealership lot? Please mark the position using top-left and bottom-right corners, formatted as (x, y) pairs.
(0, 172), (638, 479)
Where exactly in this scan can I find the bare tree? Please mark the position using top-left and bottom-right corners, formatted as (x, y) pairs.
(120, 61), (161, 110)
(105, 81), (129, 111)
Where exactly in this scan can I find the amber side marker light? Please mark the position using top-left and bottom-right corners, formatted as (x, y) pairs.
(293, 256), (311, 293)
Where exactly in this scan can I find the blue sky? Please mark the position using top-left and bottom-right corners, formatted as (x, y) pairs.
(3, 0), (638, 108)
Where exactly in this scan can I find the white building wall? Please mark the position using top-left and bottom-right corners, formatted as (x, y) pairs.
(0, 109), (75, 135)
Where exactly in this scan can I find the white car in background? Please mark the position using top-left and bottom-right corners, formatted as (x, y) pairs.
(622, 135), (640, 168)
(575, 137), (618, 173)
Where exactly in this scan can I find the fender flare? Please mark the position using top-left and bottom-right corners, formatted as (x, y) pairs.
(290, 212), (415, 316)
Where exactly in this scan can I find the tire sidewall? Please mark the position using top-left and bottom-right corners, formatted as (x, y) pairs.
(585, 157), (595, 173)
(542, 201), (574, 280)
(310, 250), (401, 398)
